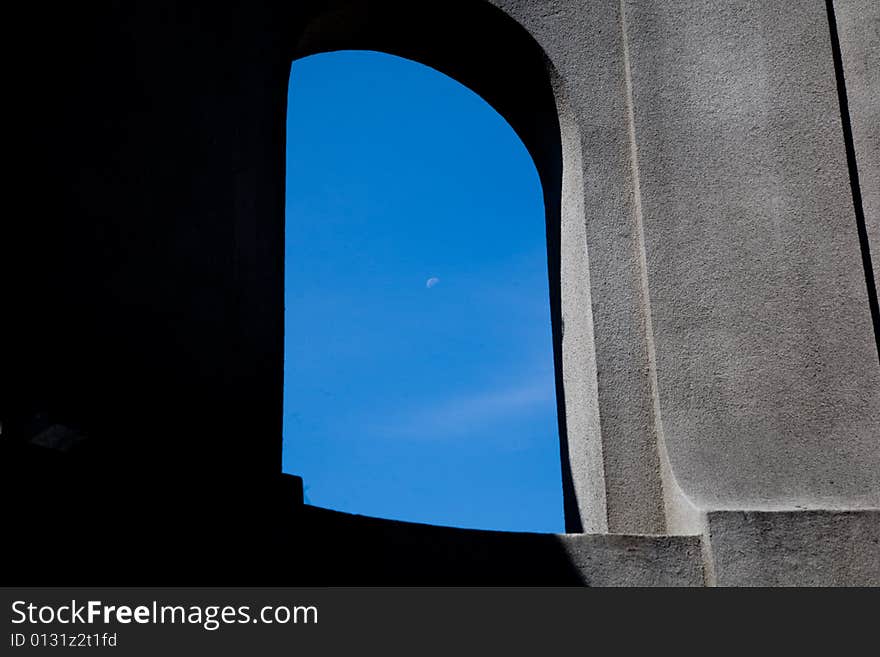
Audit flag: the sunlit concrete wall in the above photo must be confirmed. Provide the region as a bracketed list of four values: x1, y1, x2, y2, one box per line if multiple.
[495, 1, 879, 545]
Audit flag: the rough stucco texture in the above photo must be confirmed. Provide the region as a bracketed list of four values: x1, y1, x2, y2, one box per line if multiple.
[622, 0, 880, 510]
[708, 511, 880, 586]
[558, 533, 704, 586]
[834, 0, 880, 297]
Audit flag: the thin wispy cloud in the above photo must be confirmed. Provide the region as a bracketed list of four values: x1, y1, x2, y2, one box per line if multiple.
[370, 377, 555, 441]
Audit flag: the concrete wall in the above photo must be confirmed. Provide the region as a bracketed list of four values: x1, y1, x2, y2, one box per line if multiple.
[707, 510, 880, 586]
[620, 0, 880, 524]
[2, 0, 877, 585]
[498, 0, 879, 533]
[834, 0, 880, 299]
[280, 505, 704, 586]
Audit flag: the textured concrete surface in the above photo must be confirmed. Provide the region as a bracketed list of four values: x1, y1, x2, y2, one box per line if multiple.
[621, 0, 880, 522]
[707, 510, 880, 586]
[558, 533, 704, 586]
[834, 0, 880, 298]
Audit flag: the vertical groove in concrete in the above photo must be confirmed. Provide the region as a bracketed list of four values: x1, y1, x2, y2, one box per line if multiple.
[617, 0, 670, 534]
[825, 0, 880, 363]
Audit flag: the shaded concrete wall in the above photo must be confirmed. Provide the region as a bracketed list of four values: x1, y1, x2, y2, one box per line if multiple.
[279, 505, 704, 586]
[4, 0, 289, 486]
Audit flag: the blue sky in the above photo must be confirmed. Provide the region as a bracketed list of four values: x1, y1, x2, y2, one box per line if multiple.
[282, 51, 563, 533]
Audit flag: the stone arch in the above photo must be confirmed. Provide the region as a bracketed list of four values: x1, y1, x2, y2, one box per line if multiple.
[280, 0, 609, 533]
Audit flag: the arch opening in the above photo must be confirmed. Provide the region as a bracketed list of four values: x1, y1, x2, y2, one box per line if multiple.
[274, 0, 604, 534]
[282, 49, 564, 532]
